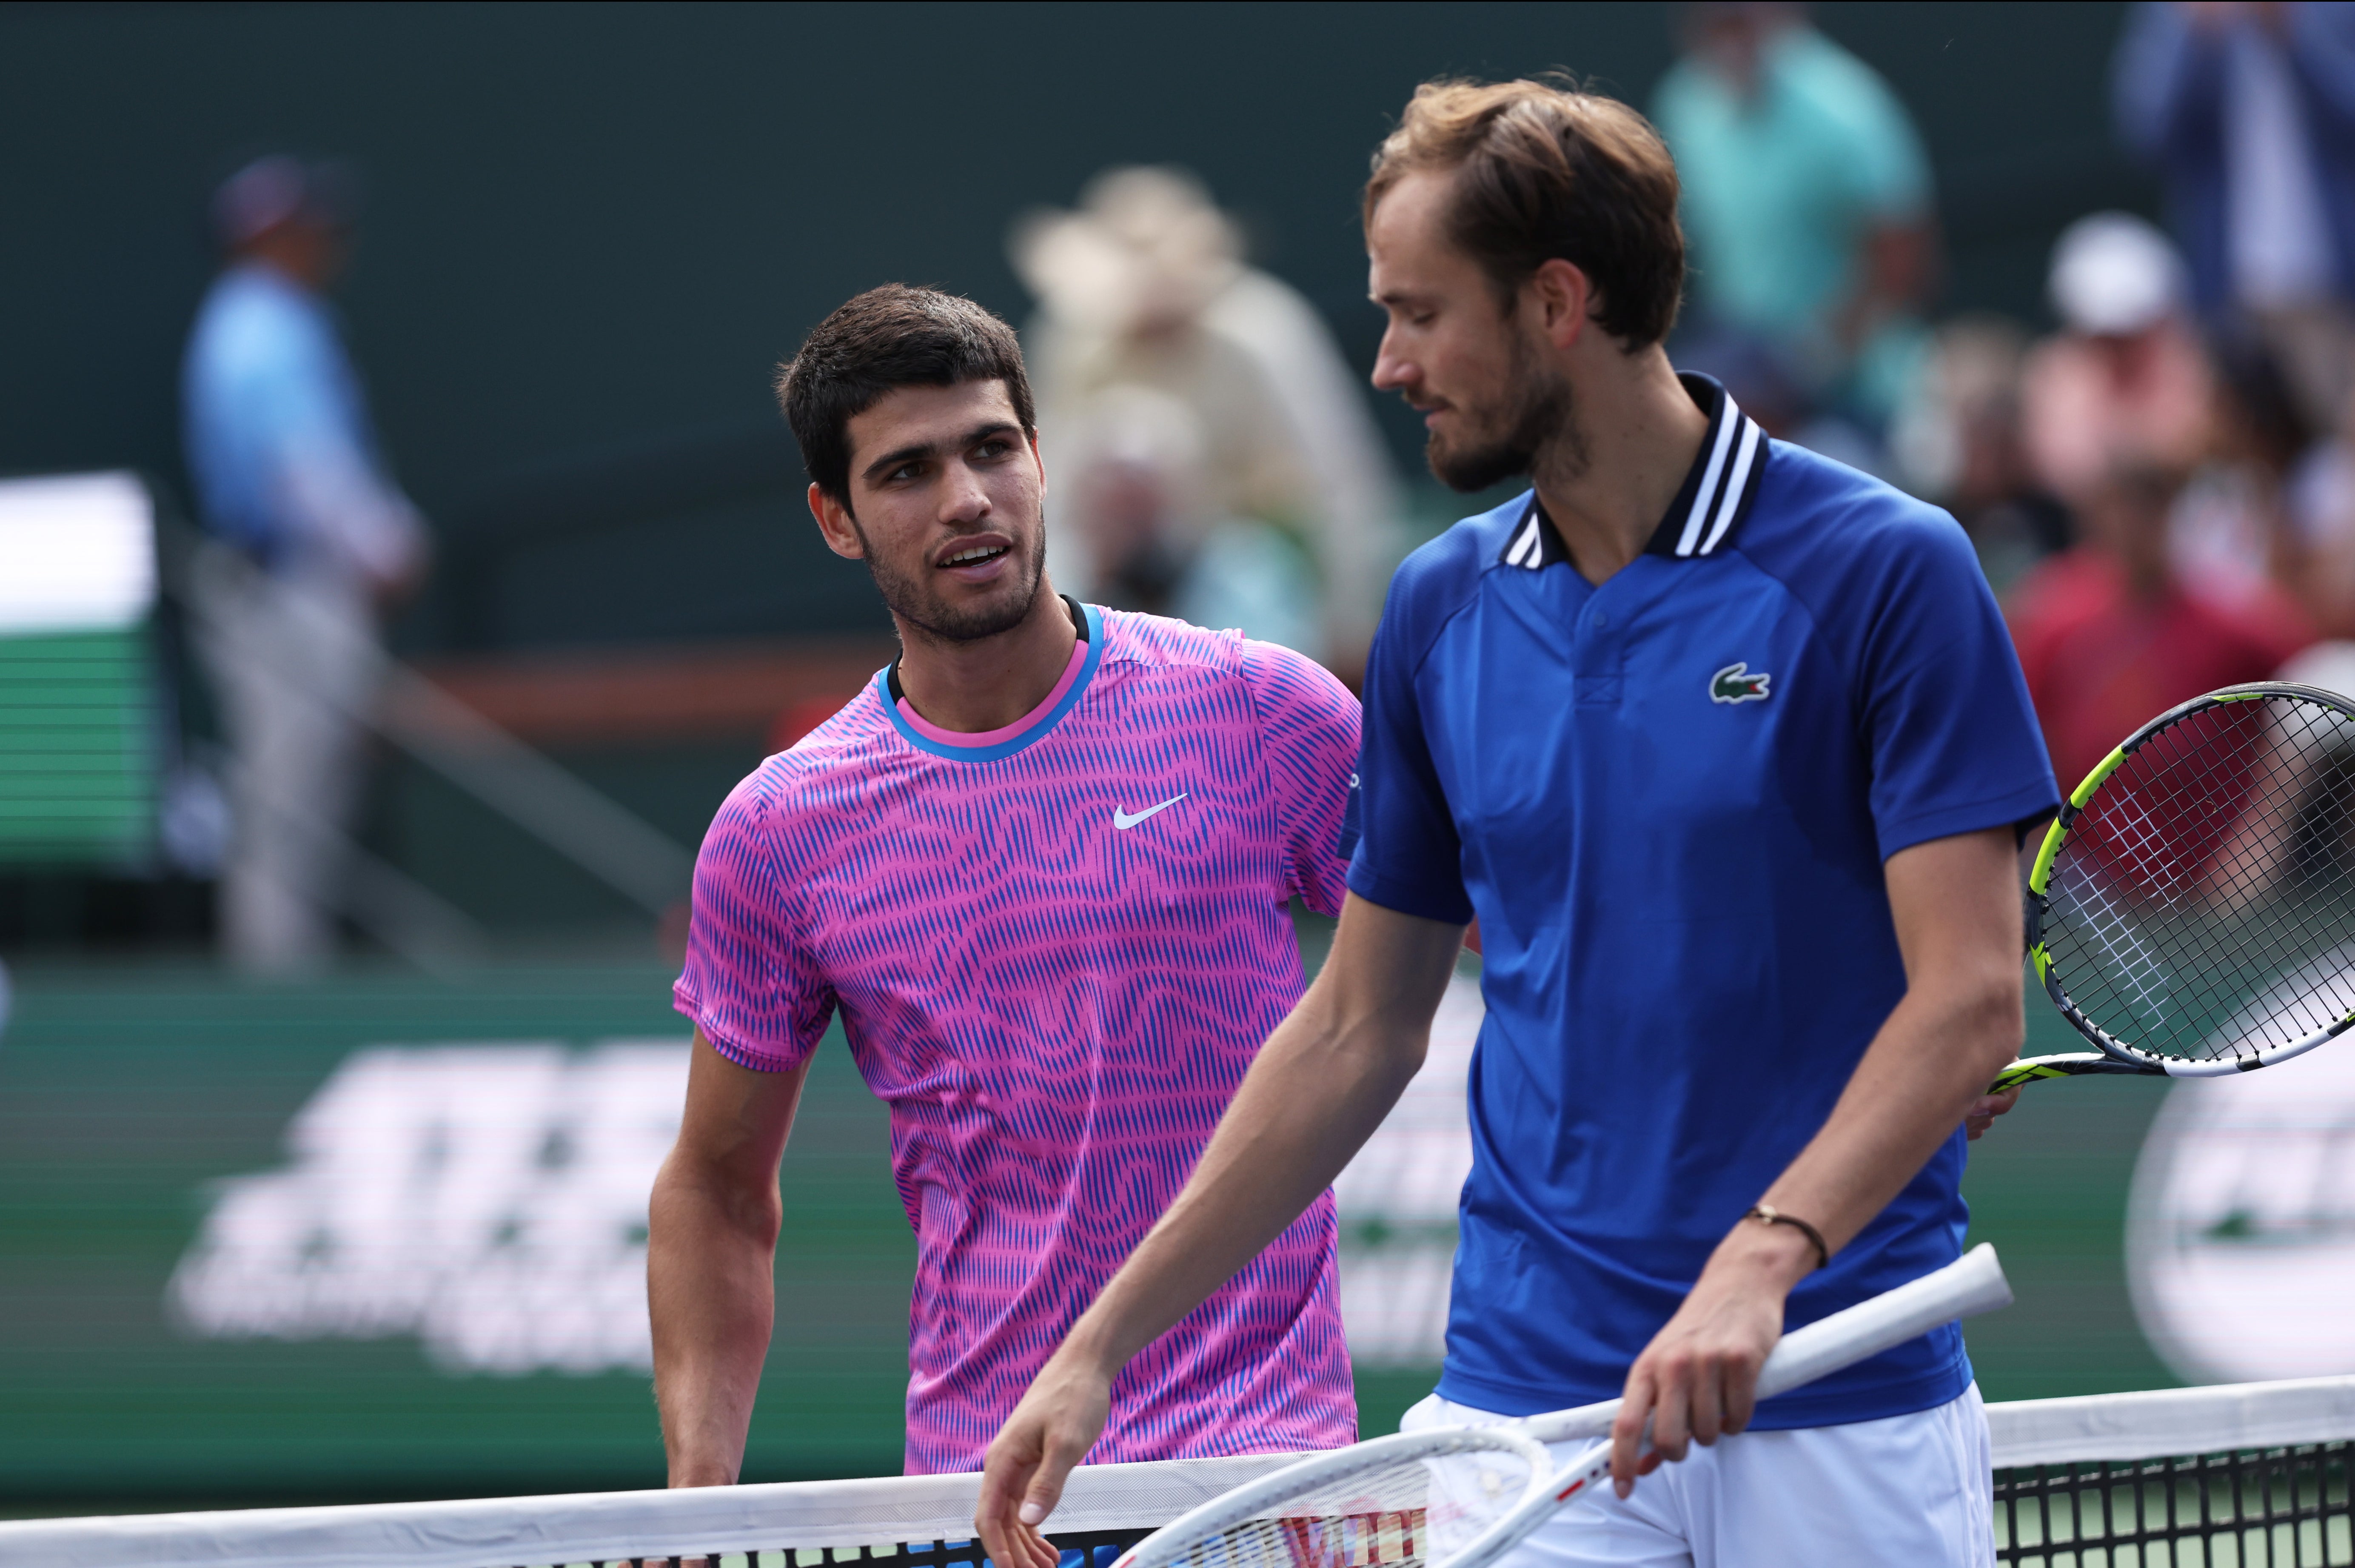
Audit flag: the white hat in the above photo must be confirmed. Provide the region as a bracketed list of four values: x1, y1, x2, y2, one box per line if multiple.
[2049, 211, 2188, 336]
[1009, 166, 1242, 335]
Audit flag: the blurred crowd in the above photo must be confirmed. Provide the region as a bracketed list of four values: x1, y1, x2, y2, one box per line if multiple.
[1886, 0, 2355, 791]
[1009, 165, 1402, 675]
[172, 0, 2355, 967]
[1621, 0, 2355, 799]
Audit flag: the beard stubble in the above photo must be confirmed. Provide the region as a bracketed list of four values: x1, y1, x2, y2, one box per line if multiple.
[1427, 328, 1587, 494]
[854, 516, 1049, 646]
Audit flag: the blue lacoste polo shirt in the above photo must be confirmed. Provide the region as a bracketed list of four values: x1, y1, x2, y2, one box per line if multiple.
[1347, 374, 2058, 1428]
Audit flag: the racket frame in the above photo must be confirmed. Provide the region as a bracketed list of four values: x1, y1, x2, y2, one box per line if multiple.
[1108, 1247, 2013, 1568]
[1431, 1243, 2014, 1568]
[1997, 682, 2355, 1093]
[1110, 1425, 1554, 1568]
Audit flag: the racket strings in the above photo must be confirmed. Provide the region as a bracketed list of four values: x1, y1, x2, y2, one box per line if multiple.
[2049, 696, 2355, 1061]
[1142, 1450, 1530, 1568]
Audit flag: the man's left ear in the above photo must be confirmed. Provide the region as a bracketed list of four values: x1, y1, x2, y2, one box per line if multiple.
[1529, 258, 1595, 351]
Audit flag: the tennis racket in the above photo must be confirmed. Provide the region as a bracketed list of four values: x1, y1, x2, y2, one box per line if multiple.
[1993, 682, 2355, 1095]
[1110, 1244, 2013, 1568]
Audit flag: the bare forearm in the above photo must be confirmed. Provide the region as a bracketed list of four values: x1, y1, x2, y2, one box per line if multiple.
[1761, 963, 2021, 1254]
[1607, 830, 2028, 1484]
[974, 901, 1468, 1557]
[1062, 899, 1462, 1376]
[649, 1161, 782, 1486]
[1067, 998, 1413, 1368]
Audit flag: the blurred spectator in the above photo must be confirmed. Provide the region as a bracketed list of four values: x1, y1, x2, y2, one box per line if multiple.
[2021, 213, 2215, 510]
[2010, 462, 2308, 791]
[1056, 383, 1319, 653]
[2169, 326, 2318, 620]
[1652, 2, 1938, 433]
[1889, 316, 2072, 596]
[2286, 401, 2355, 638]
[2116, 1, 2355, 431]
[182, 154, 428, 975]
[1010, 166, 1400, 671]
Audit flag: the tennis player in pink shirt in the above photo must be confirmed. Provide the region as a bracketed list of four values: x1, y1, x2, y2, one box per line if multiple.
[649, 285, 1362, 1482]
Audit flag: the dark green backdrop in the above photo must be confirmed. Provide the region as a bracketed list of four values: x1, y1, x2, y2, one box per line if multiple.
[0, 1, 2145, 654]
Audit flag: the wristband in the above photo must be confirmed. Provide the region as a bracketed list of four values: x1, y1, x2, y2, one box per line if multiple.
[1744, 1204, 1830, 1271]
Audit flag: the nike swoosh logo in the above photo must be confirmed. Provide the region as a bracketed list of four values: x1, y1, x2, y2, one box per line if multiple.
[1112, 792, 1187, 830]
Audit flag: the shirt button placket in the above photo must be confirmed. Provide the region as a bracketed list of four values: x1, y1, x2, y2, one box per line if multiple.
[1577, 604, 1622, 707]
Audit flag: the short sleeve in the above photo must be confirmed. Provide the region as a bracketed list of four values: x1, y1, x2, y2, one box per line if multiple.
[672, 770, 837, 1072]
[1856, 519, 2059, 859]
[1236, 639, 1361, 918]
[1345, 573, 1476, 925]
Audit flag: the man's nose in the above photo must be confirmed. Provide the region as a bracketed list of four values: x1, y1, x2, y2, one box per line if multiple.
[1372, 330, 1414, 392]
[941, 460, 993, 522]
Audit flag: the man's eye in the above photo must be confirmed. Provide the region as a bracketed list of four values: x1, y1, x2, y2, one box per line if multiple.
[974, 440, 1011, 459]
[888, 463, 921, 482]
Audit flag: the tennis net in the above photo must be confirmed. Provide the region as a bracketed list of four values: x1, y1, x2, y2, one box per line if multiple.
[3, 1378, 2350, 1568]
[1989, 1376, 2355, 1565]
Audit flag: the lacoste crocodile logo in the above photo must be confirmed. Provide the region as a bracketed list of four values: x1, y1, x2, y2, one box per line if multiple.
[1710, 662, 1772, 704]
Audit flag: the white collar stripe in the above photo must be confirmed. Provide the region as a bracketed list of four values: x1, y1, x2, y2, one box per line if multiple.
[1696, 416, 1763, 556]
[1506, 514, 1542, 568]
[1673, 395, 1742, 557]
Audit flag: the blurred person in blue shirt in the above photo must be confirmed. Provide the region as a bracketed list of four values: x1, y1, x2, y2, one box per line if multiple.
[2116, 1, 2355, 433]
[182, 154, 428, 975]
[1652, 3, 1938, 433]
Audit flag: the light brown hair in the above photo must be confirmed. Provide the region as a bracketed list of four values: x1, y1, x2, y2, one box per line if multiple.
[1365, 78, 1685, 348]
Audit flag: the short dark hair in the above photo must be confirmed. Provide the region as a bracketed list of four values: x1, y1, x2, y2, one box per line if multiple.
[776, 285, 1036, 507]
[1365, 78, 1685, 348]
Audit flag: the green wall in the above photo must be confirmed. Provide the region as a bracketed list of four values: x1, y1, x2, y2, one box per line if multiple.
[0, 2, 2144, 656]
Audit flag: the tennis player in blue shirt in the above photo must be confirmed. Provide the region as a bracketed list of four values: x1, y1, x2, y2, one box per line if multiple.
[981, 78, 2056, 1568]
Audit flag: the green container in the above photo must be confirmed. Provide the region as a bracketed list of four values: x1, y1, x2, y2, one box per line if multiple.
[0, 627, 157, 868]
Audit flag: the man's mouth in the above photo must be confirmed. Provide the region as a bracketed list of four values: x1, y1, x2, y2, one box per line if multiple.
[937, 539, 1013, 577]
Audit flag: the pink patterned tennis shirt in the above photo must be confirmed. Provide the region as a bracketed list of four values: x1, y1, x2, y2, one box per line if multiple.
[674, 603, 1361, 1474]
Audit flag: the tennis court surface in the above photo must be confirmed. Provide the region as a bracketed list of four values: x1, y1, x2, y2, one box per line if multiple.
[5, 1377, 2349, 1568]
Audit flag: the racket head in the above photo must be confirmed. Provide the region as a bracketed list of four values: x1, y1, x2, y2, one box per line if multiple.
[2028, 683, 2355, 1072]
[1114, 1425, 1551, 1568]
[1425, 1440, 1613, 1568]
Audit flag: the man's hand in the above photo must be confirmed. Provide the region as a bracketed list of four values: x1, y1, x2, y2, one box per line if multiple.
[1964, 1086, 2021, 1140]
[1608, 1220, 1813, 1494]
[1611, 827, 2024, 1493]
[972, 896, 1462, 1564]
[975, 1346, 1115, 1568]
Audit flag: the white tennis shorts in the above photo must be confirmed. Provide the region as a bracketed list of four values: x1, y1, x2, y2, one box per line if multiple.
[1399, 1384, 1993, 1568]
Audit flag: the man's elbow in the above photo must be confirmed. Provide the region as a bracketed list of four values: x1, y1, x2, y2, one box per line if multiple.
[652, 1144, 784, 1250]
[1947, 963, 2027, 1080]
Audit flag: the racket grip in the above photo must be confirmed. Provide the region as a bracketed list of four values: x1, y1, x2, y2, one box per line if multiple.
[1519, 1244, 2012, 1445]
[1755, 1242, 2011, 1400]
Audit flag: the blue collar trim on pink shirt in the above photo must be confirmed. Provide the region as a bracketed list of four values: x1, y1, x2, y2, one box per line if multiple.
[878, 600, 1104, 764]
